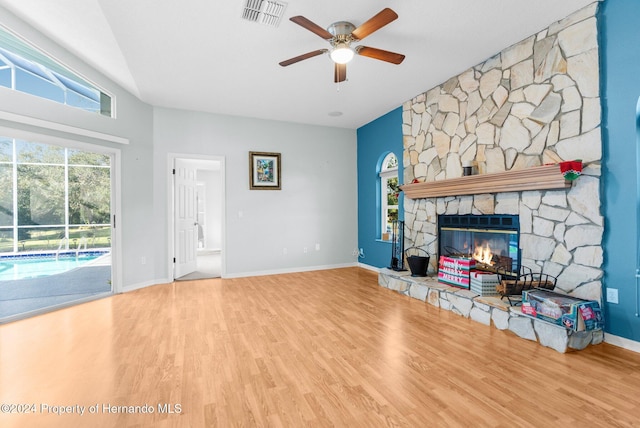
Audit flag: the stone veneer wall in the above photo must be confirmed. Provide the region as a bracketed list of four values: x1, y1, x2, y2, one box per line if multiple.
[402, 3, 603, 302]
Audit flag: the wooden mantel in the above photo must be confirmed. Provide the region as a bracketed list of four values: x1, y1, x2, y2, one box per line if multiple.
[400, 164, 572, 199]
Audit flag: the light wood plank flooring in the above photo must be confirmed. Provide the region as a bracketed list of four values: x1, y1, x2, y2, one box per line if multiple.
[1, 267, 639, 427]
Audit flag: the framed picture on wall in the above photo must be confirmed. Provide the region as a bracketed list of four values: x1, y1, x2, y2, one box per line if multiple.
[249, 151, 281, 190]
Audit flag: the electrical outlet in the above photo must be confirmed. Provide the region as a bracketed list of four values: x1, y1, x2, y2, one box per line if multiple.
[282, 248, 287, 255]
[315, 243, 320, 251]
[606, 288, 619, 304]
[303, 247, 308, 254]
[140, 256, 146, 265]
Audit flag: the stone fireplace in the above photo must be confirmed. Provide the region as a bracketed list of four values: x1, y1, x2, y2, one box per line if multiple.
[401, 3, 603, 304]
[379, 3, 604, 352]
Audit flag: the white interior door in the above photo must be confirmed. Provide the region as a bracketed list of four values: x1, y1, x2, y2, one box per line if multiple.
[174, 159, 198, 278]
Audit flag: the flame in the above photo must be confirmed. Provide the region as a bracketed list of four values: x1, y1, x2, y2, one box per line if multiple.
[473, 242, 493, 265]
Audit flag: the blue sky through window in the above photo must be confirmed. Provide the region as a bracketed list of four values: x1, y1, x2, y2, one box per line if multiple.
[0, 26, 112, 116]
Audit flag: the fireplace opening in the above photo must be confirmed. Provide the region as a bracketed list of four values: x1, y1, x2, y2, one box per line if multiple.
[438, 214, 520, 274]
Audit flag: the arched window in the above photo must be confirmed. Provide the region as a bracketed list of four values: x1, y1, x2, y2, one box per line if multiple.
[379, 152, 399, 240]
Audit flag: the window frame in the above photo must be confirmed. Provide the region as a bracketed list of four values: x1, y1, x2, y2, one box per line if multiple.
[0, 25, 113, 117]
[0, 137, 112, 254]
[379, 152, 399, 240]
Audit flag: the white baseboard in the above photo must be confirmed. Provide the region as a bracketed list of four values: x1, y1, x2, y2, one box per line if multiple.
[121, 278, 171, 293]
[358, 263, 382, 273]
[119, 264, 367, 289]
[604, 333, 640, 354]
[222, 263, 358, 279]
[197, 249, 220, 255]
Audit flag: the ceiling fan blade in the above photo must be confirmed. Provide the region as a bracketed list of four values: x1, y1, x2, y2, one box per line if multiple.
[355, 46, 405, 65]
[290, 16, 333, 40]
[279, 49, 327, 67]
[351, 8, 398, 40]
[334, 63, 346, 83]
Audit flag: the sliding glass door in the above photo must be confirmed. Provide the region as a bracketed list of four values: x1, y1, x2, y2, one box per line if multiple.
[0, 136, 112, 321]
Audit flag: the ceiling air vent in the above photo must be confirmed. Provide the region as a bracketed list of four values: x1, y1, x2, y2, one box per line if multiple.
[242, 0, 288, 27]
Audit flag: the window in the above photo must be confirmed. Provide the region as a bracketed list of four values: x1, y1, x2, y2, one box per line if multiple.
[0, 25, 112, 116]
[379, 152, 399, 239]
[0, 136, 111, 254]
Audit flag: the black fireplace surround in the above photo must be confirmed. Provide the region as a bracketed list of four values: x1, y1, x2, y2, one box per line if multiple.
[438, 214, 521, 273]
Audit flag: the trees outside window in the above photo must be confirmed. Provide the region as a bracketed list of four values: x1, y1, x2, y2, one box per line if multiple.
[379, 153, 399, 240]
[0, 137, 111, 253]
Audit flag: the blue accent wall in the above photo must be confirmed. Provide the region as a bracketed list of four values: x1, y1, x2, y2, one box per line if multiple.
[357, 107, 403, 268]
[600, 0, 640, 342]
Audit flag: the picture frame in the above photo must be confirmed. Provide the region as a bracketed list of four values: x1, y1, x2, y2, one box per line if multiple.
[249, 151, 281, 190]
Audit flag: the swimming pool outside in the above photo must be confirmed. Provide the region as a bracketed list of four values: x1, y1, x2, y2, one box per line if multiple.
[0, 251, 110, 281]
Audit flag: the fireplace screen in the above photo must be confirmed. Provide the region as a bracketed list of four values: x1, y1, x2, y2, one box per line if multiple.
[438, 215, 520, 273]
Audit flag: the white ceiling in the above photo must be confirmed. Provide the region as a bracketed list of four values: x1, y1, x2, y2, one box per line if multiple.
[0, 0, 596, 129]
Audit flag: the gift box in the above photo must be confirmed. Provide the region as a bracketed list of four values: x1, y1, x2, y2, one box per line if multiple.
[521, 289, 603, 332]
[438, 256, 476, 289]
[470, 271, 500, 296]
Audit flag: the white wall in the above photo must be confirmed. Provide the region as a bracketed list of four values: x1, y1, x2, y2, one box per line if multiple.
[153, 107, 359, 277]
[0, 5, 158, 291]
[0, 4, 360, 288]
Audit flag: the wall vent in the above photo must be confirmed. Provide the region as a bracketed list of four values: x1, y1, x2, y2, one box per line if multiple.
[242, 0, 288, 27]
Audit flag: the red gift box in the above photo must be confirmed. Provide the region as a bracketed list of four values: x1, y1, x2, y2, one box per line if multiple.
[438, 256, 475, 289]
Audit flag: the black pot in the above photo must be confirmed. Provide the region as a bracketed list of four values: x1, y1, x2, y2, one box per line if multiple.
[405, 247, 430, 277]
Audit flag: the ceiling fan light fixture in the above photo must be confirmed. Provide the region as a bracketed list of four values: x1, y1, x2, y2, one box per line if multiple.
[330, 43, 354, 64]
[280, 8, 404, 80]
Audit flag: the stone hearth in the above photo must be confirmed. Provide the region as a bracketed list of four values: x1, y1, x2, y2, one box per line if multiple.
[379, 269, 603, 353]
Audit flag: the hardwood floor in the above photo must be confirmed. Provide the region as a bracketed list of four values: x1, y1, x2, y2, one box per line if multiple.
[1, 267, 639, 427]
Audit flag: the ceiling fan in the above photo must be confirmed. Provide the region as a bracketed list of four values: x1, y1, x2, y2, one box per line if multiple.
[279, 8, 405, 83]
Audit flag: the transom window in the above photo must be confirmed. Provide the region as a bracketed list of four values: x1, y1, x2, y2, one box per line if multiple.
[379, 152, 399, 239]
[0, 25, 112, 117]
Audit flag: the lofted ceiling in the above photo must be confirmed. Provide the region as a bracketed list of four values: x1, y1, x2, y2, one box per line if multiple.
[0, 0, 596, 129]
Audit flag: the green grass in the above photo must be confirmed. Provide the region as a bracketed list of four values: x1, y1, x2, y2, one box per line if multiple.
[0, 226, 111, 253]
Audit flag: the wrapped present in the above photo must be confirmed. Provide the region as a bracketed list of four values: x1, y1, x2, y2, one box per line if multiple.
[438, 256, 475, 289]
[522, 289, 603, 331]
[470, 271, 500, 296]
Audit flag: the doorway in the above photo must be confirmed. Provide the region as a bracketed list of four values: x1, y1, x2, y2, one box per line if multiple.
[170, 155, 224, 280]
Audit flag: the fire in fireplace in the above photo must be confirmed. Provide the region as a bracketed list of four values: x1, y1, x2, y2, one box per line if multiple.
[438, 214, 520, 273]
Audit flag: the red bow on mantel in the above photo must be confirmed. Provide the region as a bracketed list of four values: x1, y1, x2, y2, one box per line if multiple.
[559, 160, 583, 181]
